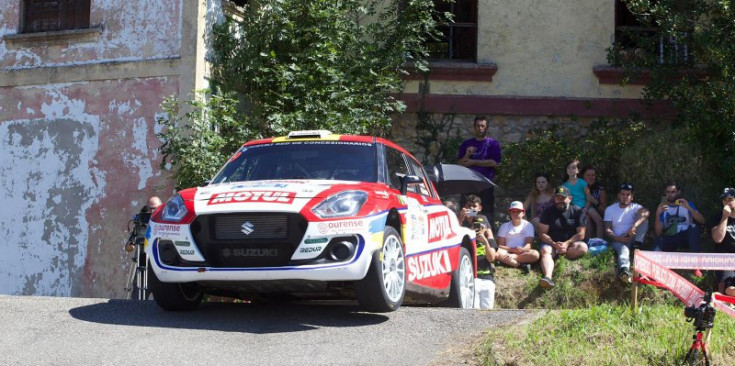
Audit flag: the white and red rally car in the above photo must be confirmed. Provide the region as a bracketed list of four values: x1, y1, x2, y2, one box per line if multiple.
[146, 130, 477, 312]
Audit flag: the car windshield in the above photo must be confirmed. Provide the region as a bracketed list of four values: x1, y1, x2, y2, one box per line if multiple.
[211, 141, 377, 184]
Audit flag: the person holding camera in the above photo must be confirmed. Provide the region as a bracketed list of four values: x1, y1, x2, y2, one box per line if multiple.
[710, 187, 735, 296]
[458, 194, 497, 277]
[537, 186, 589, 289]
[652, 181, 705, 257]
[604, 183, 649, 284]
[496, 201, 539, 274]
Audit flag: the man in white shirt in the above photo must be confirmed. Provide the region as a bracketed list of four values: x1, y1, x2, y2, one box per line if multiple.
[604, 183, 649, 283]
[496, 201, 540, 273]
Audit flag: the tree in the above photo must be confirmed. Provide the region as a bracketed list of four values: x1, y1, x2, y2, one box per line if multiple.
[619, 0, 735, 185]
[158, 0, 443, 188]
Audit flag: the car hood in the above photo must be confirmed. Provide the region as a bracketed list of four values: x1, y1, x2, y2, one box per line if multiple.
[190, 180, 362, 215]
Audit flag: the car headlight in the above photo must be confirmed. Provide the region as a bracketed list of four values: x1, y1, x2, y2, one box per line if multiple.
[312, 191, 368, 218]
[162, 195, 188, 222]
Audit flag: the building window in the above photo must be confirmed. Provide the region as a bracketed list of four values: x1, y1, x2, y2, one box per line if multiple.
[614, 0, 690, 66]
[22, 0, 91, 33]
[426, 0, 477, 62]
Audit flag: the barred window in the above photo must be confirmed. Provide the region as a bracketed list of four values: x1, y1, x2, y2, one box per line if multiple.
[23, 0, 91, 33]
[426, 0, 477, 61]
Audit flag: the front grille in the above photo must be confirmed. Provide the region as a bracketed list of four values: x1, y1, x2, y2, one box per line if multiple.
[190, 212, 307, 268]
[214, 214, 288, 240]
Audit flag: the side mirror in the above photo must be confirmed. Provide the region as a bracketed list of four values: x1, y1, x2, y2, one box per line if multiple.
[202, 180, 211, 186]
[424, 165, 439, 183]
[400, 174, 423, 196]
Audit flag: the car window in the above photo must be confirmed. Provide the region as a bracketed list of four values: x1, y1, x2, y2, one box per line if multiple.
[385, 147, 409, 190]
[406, 157, 431, 197]
[211, 142, 377, 183]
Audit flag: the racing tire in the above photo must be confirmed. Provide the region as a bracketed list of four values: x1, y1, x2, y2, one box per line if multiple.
[355, 226, 405, 312]
[443, 247, 475, 308]
[148, 266, 203, 311]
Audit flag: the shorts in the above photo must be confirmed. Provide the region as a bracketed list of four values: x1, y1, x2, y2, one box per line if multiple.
[540, 243, 558, 257]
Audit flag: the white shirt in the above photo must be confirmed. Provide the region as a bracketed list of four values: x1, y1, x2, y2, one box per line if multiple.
[604, 202, 643, 236]
[498, 219, 535, 248]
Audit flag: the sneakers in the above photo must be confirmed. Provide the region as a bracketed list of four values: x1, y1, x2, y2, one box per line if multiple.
[619, 268, 632, 284]
[539, 276, 555, 289]
[521, 264, 532, 274]
[692, 269, 703, 278]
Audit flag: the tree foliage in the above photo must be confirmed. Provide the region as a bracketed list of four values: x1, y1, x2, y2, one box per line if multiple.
[210, 0, 441, 136]
[157, 0, 442, 188]
[617, 0, 735, 186]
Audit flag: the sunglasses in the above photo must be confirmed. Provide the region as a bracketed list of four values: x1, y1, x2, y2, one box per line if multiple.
[619, 183, 633, 191]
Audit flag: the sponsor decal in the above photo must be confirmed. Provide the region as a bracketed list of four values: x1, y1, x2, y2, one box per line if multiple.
[304, 237, 329, 244]
[427, 212, 456, 243]
[153, 224, 182, 237]
[179, 250, 195, 256]
[221, 248, 279, 257]
[317, 220, 364, 234]
[407, 250, 452, 281]
[299, 246, 323, 253]
[208, 191, 296, 205]
[174, 241, 190, 247]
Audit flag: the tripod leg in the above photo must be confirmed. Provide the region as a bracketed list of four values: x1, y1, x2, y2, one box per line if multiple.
[125, 254, 138, 299]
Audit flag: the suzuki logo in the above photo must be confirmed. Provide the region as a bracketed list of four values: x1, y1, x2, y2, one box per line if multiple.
[241, 221, 255, 235]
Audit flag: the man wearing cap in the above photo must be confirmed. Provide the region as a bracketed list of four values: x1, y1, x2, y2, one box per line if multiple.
[603, 183, 650, 283]
[496, 201, 539, 274]
[711, 187, 735, 296]
[537, 186, 589, 288]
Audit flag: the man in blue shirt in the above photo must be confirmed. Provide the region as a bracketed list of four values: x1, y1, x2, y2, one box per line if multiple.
[457, 116, 501, 222]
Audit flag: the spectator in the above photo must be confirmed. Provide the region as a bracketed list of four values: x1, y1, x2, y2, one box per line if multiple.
[537, 186, 589, 289]
[652, 181, 705, 264]
[603, 182, 649, 284]
[147, 196, 162, 211]
[523, 172, 554, 233]
[563, 159, 603, 239]
[581, 165, 607, 231]
[457, 116, 501, 222]
[496, 201, 540, 274]
[710, 187, 735, 296]
[458, 194, 498, 276]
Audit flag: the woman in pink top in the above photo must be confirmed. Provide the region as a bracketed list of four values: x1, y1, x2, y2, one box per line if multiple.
[524, 172, 554, 233]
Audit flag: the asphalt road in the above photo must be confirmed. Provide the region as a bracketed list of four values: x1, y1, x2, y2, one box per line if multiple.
[0, 295, 533, 366]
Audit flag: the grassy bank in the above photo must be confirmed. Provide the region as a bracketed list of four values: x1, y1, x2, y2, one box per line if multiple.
[480, 304, 735, 365]
[480, 249, 734, 365]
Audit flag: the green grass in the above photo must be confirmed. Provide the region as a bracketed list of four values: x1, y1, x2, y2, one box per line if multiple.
[483, 249, 733, 365]
[481, 304, 735, 365]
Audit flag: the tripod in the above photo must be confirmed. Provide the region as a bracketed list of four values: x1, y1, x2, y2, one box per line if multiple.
[124, 220, 150, 300]
[682, 290, 716, 366]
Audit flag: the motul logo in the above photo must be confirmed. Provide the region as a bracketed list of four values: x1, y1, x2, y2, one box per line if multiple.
[208, 191, 296, 205]
[427, 212, 456, 243]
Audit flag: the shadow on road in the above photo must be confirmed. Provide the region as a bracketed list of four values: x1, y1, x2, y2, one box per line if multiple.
[69, 300, 389, 334]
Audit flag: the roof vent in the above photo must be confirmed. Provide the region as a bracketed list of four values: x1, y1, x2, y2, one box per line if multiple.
[287, 130, 333, 139]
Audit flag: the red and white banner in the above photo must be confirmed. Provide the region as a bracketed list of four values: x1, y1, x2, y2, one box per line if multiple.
[634, 250, 735, 319]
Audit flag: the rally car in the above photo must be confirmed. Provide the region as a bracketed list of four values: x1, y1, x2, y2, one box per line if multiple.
[145, 130, 477, 312]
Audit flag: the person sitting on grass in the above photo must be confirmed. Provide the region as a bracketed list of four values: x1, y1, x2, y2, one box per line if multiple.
[496, 201, 540, 274]
[562, 159, 603, 239]
[537, 186, 589, 289]
[711, 187, 735, 296]
[523, 172, 555, 233]
[603, 182, 649, 284]
[458, 194, 498, 276]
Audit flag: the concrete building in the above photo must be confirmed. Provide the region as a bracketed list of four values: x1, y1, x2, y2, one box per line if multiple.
[0, 0, 656, 298]
[0, 0, 226, 297]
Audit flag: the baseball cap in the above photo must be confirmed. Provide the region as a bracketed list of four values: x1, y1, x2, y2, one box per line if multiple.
[554, 186, 571, 197]
[720, 187, 735, 199]
[508, 201, 524, 211]
[618, 182, 634, 192]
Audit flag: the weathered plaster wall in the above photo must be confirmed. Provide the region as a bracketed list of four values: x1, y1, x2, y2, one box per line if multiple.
[404, 0, 643, 99]
[0, 79, 177, 297]
[0, 0, 183, 69]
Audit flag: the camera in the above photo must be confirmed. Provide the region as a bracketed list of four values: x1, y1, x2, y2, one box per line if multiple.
[133, 205, 152, 226]
[684, 291, 716, 331]
[468, 209, 478, 217]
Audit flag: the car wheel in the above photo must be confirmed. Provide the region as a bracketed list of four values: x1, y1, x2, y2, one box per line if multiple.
[148, 266, 203, 311]
[444, 247, 475, 308]
[355, 226, 405, 312]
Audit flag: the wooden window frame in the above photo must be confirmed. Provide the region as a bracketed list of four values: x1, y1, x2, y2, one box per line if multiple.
[426, 0, 478, 62]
